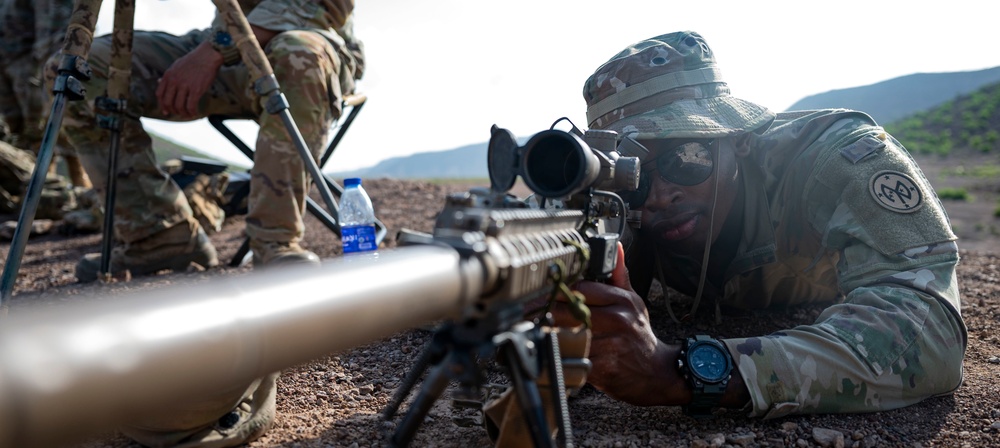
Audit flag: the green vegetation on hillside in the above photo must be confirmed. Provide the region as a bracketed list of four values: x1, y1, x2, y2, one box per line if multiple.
[886, 81, 1000, 155]
[936, 187, 971, 201]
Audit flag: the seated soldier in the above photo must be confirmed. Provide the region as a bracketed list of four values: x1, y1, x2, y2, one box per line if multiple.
[47, 1, 363, 446]
[51, 0, 364, 283]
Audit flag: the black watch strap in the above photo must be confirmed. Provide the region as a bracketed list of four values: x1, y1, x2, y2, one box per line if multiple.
[679, 335, 732, 418]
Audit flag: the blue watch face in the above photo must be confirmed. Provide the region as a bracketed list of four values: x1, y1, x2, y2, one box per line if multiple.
[689, 344, 729, 382]
[215, 31, 233, 46]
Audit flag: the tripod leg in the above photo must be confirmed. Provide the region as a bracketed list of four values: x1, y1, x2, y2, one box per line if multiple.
[389, 352, 456, 448]
[97, 0, 137, 277]
[0, 0, 100, 302]
[381, 336, 438, 422]
[544, 330, 574, 448]
[499, 342, 555, 448]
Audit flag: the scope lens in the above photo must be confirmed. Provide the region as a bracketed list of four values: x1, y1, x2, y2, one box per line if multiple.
[522, 131, 598, 198]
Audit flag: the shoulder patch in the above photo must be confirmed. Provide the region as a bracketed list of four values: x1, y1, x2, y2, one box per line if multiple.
[869, 170, 923, 213]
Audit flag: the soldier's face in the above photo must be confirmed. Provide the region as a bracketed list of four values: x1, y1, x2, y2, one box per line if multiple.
[633, 137, 741, 257]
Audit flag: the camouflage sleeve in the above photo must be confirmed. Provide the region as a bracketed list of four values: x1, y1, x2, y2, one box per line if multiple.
[722, 123, 967, 419]
[244, 0, 345, 33]
[205, 0, 330, 48]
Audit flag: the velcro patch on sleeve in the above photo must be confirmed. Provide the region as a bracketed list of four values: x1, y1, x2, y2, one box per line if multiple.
[839, 135, 885, 164]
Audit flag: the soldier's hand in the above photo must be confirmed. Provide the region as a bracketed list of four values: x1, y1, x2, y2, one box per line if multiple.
[156, 42, 224, 118]
[549, 243, 673, 406]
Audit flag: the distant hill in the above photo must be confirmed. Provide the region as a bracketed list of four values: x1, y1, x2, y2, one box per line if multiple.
[337, 66, 1000, 180]
[332, 142, 496, 180]
[151, 133, 249, 172]
[787, 66, 1000, 125]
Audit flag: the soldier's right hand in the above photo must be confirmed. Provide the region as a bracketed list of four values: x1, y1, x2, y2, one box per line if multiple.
[155, 42, 224, 118]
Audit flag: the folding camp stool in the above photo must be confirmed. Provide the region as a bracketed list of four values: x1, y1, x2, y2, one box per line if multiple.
[208, 93, 387, 267]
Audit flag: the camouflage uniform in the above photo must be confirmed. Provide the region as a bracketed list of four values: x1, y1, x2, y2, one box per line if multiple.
[0, 0, 89, 189]
[57, 0, 363, 255]
[0, 139, 79, 219]
[0, 0, 72, 150]
[585, 31, 966, 418]
[52, 1, 363, 446]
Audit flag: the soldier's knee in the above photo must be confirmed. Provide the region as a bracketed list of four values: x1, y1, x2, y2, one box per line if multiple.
[266, 31, 332, 72]
[43, 36, 113, 91]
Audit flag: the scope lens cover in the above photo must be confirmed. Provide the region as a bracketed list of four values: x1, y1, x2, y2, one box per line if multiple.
[487, 126, 519, 193]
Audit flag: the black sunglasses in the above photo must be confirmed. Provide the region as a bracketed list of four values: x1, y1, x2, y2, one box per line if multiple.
[618, 139, 716, 208]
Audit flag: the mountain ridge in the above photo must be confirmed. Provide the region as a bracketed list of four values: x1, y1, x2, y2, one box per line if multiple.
[332, 66, 1000, 180]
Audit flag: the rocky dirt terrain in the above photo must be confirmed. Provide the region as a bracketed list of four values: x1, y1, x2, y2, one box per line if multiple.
[2, 156, 1000, 447]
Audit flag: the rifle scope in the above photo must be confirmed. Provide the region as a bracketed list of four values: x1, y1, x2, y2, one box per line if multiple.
[521, 130, 601, 199]
[521, 129, 643, 200]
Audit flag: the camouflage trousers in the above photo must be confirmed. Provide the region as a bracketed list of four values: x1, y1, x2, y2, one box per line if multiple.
[0, 53, 48, 151]
[56, 28, 346, 245]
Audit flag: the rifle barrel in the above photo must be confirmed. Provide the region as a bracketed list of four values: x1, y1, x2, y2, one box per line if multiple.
[0, 245, 481, 447]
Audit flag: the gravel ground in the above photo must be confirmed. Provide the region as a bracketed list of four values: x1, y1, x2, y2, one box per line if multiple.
[2, 176, 999, 448]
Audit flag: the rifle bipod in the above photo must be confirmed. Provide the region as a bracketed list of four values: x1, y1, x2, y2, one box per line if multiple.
[380, 317, 575, 448]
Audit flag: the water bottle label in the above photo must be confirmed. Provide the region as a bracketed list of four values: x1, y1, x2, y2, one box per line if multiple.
[342, 224, 377, 253]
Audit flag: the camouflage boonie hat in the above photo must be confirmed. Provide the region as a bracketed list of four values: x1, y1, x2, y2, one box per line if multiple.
[583, 31, 775, 140]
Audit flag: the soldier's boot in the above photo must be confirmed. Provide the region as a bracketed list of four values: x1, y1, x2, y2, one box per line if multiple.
[64, 154, 92, 189]
[76, 218, 219, 282]
[250, 240, 320, 269]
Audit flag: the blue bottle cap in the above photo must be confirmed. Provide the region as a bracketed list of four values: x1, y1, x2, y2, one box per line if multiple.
[344, 177, 361, 187]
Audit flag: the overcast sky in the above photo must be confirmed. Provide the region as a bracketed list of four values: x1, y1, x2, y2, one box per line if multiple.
[95, 1, 1000, 171]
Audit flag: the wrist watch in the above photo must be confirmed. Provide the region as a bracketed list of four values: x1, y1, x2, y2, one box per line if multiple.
[677, 335, 733, 418]
[210, 29, 241, 66]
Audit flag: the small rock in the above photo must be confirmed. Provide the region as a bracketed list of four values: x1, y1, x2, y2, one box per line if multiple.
[727, 433, 756, 446]
[690, 438, 709, 448]
[0, 219, 54, 240]
[813, 427, 845, 448]
[852, 431, 864, 441]
[796, 439, 809, 448]
[863, 435, 881, 448]
[991, 421, 1000, 430]
[782, 422, 799, 433]
[708, 433, 725, 447]
[988, 356, 1000, 364]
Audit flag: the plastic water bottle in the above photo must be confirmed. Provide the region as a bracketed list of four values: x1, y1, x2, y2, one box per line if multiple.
[340, 177, 378, 254]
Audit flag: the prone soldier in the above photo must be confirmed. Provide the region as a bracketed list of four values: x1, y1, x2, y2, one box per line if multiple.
[553, 31, 966, 419]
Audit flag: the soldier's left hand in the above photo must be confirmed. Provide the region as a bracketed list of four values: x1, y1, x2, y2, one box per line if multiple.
[550, 243, 672, 405]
